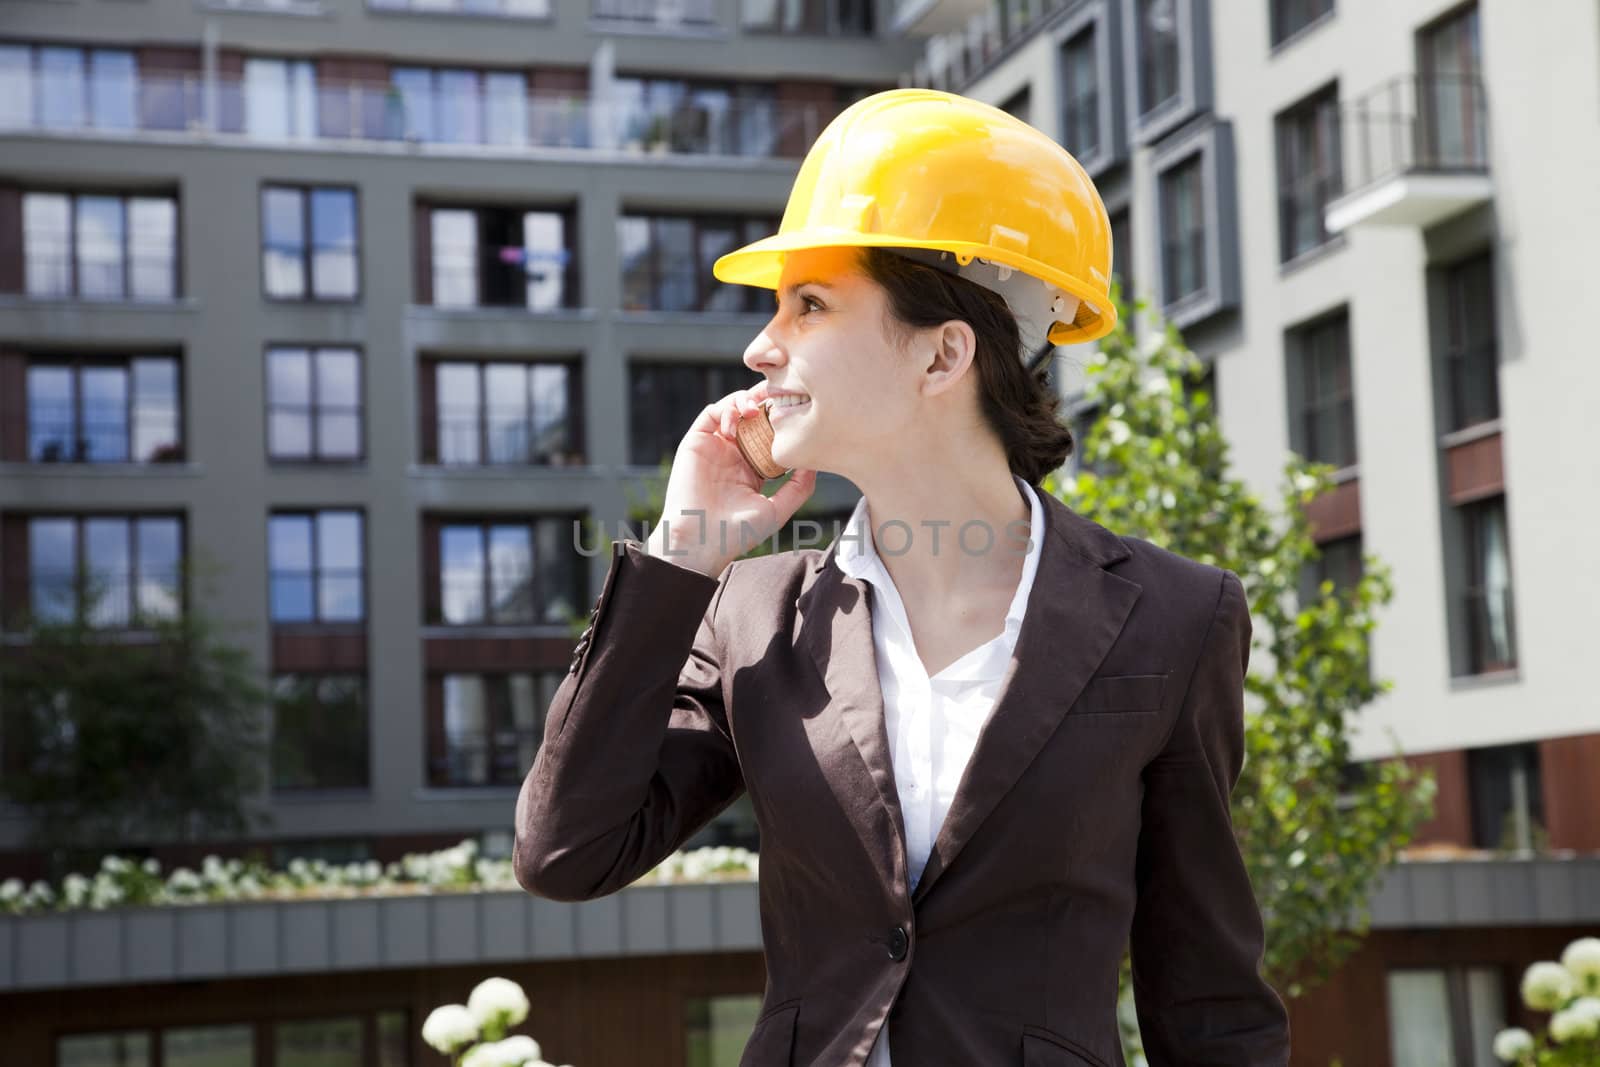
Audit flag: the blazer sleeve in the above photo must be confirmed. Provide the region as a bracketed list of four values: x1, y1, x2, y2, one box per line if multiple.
[1128, 568, 1291, 1066]
[512, 538, 745, 903]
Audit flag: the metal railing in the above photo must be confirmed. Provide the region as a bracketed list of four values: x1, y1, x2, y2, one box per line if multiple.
[368, 0, 551, 15]
[432, 413, 579, 466]
[1339, 72, 1489, 195]
[4, 67, 826, 161]
[592, 0, 717, 26]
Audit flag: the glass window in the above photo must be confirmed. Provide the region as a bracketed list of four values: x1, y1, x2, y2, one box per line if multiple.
[1420, 4, 1484, 169]
[132, 358, 182, 462]
[391, 67, 434, 141]
[27, 516, 181, 628]
[432, 360, 576, 466]
[1158, 155, 1205, 304]
[272, 676, 370, 791]
[274, 1017, 363, 1067]
[22, 192, 71, 298]
[76, 195, 126, 301]
[1275, 84, 1341, 262]
[376, 1012, 409, 1067]
[619, 213, 772, 313]
[436, 517, 580, 625]
[163, 1025, 254, 1067]
[1060, 28, 1099, 160]
[1294, 312, 1356, 469]
[487, 523, 533, 623]
[244, 58, 316, 141]
[441, 525, 486, 624]
[1137, 0, 1180, 116]
[1463, 496, 1515, 673]
[263, 187, 307, 298]
[269, 511, 364, 623]
[685, 994, 763, 1067]
[522, 210, 568, 311]
[59, 1032, 152, 1067]
[90, 49, 137, 131]
[436, 362, 482, 465]
[630, 362, 756, 466]
[1443, 251, 1498, 430]
[1385, 966, 1506, 1067]
[0, 45, 34, 129]
[485, 71, 528, 147]
[128, 197, 177, 301]
[29, 517, 78, 624]
[310, 188, 359, 299]
[267, 346, 362, 462]
[79, 365, 128, 462]
[485, 363, 529, 465]
[137, 517, 183, 621]
[435, 672, 553, 787]
[436, 69, 482, 144]
[432, 209, 478, 307]
[27, 365, 75, 461]
[39, 47, 86, 129]
[1270, 0, 1334, 46]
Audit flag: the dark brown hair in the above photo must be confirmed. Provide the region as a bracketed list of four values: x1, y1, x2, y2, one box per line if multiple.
[856, 246, 1075, 487]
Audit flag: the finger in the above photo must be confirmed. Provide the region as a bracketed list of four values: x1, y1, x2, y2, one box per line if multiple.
[768, 468, 818, 519]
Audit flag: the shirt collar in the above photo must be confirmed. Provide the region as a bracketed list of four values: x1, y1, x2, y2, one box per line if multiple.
[834, 473, 1045, 634]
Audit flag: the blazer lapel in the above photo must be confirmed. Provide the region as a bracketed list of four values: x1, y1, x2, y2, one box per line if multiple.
[793, 490, 1140, 907]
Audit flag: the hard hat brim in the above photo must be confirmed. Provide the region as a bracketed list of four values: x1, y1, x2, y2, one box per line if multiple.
[711, 228, 1117, 346]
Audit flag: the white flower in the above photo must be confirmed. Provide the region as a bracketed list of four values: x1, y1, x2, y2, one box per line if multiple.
[0, 879, 22, 902]
[1568, 996, 1600, 1023]
[141, 858, 161, 876]
[1550, 1004, 1600, 1043]
[1521, 960, 1576, 1011]
[468, 976, 530, 1029]
[494, 1035, 544, 1065]
[420, 1004, 479, 1054]
[1562, 937, 1600, 993]
[1492, 1027, 1534, 1062]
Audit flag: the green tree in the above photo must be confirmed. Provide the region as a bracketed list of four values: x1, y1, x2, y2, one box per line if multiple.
[0, 560, 272, 874]
[1069, 287, 1436, 1057]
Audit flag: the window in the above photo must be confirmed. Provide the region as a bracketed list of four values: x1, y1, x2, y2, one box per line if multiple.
[433, 517, 580, 626]
[1135, 0, 1180, 116]
[272, 675, 368, 791]
[0, 44, 137, 132]
[261, 185, 359, 300]
[1461, 495, 1515, 673]
[244, 58, 316, 141]
[1269, 0, 1333, 47]
[1385, 966, 1507, 1067]
[1313, 533, 1362, 596]
[1467, 742, 1541, 851]
[427, 359, 582, 466]
[426, 205, 576, 311]
[274, 1017, 364, 1067]
[371, 0, 550, 14]
[1275, 83, 1342, 263]
[25, 356, 181, 463]
[1291, 311, 1357, 469]
[429, 671, 559, 787]
[685, 993, 763, 1067]
[269, 510, 365, 623]
[1060, 27, 1099, 160]
[739, 0, 873, 35]
[26, 515, 183, 628]
[22, 191, 178, 301]
[390, 65, 533, 147]
[59, 1014, 408, 1067]
[1158, 156, 1204, 304]
[1108, 208, 1132, 306]
[997, 86, 1031, 126]
[1441, 251, 1498, 430]
[629, 362, 758, 467]
[619, 214, 778, 313]
[266, 347, 363, 462]
[613, 76, 778, 157]
[1418, 3, 1484, 169]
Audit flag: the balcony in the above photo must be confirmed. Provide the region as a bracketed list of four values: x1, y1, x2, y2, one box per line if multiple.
[591, 0, 717, 30]
[892, 0, 990, 37]
[0, 71, 827, 163]
[1325, 73, 1492, 234]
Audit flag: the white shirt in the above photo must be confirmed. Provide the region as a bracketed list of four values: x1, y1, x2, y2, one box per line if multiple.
[835, 474, 1045, 1067]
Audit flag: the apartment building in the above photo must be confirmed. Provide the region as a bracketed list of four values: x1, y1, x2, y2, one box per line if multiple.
[902, 0, 1600, 1063]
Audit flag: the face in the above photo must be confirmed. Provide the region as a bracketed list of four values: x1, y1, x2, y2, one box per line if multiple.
[742, 246, 942, 479]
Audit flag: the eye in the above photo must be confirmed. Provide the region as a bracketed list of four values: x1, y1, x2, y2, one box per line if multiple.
[800, 295, 825, 315]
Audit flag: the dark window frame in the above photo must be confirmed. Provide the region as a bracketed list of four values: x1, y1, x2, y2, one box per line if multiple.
[264, 344, 366, 465]
[1059, 26, 1099, 161]
[23, 352, 184, 464]
[1274, 81, 1343, 264]
[618, 211, 779, 314]
[423, 356, 584, 467]
[20, 188, 180, 302]
[259, 182, 362, 304]
[270, 671, 371, 793]
[1383, 963, 1511, 1067]
[426, 669, 561, 788]
[1149, 118, 1239, 328]
[738, 0, 874, 36]
[628, 360, 760, 468]
[268, 508, 368, 626]
[424, 202, 579, 311]
[1290, 309, 1358, 471]
[1123, 0, 1211, 145]
[1461, 493, 1516, 674]
[1268, 0, 1335, 50]
[1441, 249, 1498, 431]
[23, 511, 187, 629]
[428, 513, 582, 628]
[1416, 2, 1485, 171]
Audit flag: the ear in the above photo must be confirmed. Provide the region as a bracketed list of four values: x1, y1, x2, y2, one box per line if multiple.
[920, 319, 978, 397]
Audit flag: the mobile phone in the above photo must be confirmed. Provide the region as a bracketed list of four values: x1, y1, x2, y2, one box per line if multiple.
[735, 400, 792, 480]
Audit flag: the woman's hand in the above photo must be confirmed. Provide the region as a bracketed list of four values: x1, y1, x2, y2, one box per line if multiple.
[647, 380, 818, 577]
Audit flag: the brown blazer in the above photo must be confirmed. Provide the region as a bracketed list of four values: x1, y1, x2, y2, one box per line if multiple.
[514, 490, 1290, 1067]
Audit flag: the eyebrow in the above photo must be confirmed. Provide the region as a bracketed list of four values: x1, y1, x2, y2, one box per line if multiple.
[777, 279, 835, 301]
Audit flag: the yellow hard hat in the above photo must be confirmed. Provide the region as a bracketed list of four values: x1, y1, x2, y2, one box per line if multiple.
[712, 87, 1117, 349]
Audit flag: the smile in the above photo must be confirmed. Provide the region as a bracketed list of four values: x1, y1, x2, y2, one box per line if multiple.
[767, 395, 811, 420]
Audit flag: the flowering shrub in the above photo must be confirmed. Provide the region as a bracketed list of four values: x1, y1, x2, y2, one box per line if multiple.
[0, 841, 758, 916]
[422, 976, 571, 1067]
[1493, 936, 1600, 1064]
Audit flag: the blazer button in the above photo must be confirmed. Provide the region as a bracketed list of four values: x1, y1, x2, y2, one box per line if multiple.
[886, 925, 909, 962]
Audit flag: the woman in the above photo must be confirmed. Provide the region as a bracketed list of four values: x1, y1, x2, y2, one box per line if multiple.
[515, 90, 1289, 1067]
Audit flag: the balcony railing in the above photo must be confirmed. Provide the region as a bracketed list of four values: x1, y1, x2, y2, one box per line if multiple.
[3, 70, 827, 161]
[592, 0, 717, 27]
[1339, 73, 1488, 193]
[368, 0, 552, 16]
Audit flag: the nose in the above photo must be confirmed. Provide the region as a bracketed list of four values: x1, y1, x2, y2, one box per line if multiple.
[742, 325, 786, 376]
